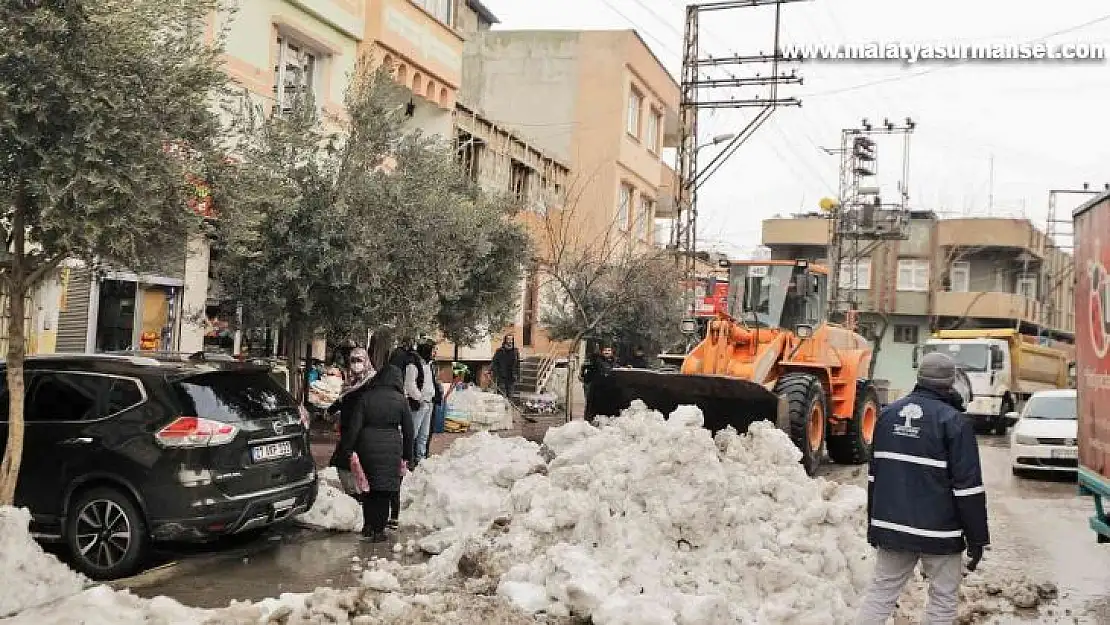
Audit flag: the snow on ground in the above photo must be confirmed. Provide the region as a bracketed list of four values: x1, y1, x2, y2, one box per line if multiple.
[400, 401, 1064, 624]
[1, 401, 1066, 624]
[294, 467, 363, 532]
[400, 431, 546, 533]
[0, 507, 89, 618]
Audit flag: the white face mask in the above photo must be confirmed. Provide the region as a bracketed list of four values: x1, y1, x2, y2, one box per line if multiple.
[351, 361, 367, 374]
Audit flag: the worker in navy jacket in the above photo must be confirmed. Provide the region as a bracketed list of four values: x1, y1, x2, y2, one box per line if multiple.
[857, 352, 990, 625]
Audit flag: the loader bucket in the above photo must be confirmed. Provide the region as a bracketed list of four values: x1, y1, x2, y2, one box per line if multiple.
[589, 369, 781, 434]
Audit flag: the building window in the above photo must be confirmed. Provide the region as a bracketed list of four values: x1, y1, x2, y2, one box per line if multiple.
[456, 130, 482, 184]
[893, 324, 919, 344]
[636, 196, 653, 242]
[617, 184, 632, 231]
[896, 259, 929, 291]
[838, 258, 871, 290]
[411, 0, 453, 26]
[645, 108, 661, 152]
[273, 36, 318, 114]
[626, 88, 643, 138]
[509, 160, 531, 204]
[948, 261, 970, 292]
[1017, 273, 1038, 299]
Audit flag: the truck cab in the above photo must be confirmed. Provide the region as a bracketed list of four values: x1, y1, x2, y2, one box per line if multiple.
[918, 337, 1015, 434]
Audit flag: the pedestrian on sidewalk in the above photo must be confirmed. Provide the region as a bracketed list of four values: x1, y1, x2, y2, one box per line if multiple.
[857, 352, 990, 625]
[491, 335, 521, 399]
[326, 347, 376, 494]
[335, 330, 414, 543]
[414, 340, 438, 464]
[580, 343, 616, 423]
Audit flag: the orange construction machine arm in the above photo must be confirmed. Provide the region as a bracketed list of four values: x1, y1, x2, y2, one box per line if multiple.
[680, 312, 787, 386]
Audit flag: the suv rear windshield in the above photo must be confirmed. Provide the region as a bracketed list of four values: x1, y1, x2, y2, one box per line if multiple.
[173, 371, 295, 423]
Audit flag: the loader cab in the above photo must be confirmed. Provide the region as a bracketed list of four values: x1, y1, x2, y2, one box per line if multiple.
[727, 262, 827, 331]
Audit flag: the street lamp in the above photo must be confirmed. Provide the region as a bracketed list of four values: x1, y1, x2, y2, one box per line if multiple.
[696, 133, 736, 153]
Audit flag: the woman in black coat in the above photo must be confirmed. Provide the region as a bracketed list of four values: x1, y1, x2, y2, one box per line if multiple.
[337, 362, 414, 542]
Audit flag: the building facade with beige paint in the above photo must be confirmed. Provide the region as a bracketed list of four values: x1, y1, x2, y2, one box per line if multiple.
[457, 29, 681, 359]
[762, 212, 1075, 397]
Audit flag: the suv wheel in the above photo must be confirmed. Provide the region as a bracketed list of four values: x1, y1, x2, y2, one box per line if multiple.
[66, 487, 149, 580]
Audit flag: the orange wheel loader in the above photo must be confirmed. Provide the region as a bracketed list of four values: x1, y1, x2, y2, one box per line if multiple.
[590, 260, 880, 476]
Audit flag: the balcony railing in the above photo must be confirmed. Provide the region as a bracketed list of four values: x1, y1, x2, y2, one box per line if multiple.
[933, 291, 1043, 325]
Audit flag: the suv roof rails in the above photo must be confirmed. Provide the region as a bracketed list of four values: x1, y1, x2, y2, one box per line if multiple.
[21, 353, 165, 367]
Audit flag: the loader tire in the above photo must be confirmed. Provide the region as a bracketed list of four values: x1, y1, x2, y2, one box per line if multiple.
[773, 373, 827, 477]
[828, 382, 880, 465]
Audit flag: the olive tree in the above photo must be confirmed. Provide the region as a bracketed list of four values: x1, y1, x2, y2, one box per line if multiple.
[0, 0, 232, 504]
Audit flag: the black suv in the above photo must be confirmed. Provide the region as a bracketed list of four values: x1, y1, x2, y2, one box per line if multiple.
[0, 354, 317, 579]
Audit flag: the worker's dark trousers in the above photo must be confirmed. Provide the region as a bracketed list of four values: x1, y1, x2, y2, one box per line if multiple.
[582, 382, 593, 422]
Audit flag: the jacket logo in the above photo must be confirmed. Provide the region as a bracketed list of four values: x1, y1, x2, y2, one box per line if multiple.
[894, 404, 923, 438]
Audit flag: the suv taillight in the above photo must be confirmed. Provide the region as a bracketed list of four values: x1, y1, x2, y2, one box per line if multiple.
[298, 405, 310, 430]
[156, 416, 238, 447]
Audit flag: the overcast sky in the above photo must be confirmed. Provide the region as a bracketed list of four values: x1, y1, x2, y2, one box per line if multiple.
[479, 0, 1110, 256]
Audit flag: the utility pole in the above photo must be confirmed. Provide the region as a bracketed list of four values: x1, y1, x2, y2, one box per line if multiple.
[825, 118, 916, 327]
[672, 0, 807, 317]
[1041, 183, 1108, 339]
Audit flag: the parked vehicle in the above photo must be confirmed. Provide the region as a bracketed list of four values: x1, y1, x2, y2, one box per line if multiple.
[1074, 192, 1110, 543]
[0, 354, 317, 579]
[1009, 389, 1078, 475]
[916, 328, 1071, 435]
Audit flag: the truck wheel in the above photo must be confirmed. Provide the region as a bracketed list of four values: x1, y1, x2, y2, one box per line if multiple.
[774, 373, 827, 477]
[828, 382, 880, 465]
[993, 398, 1013, 436]
[1099, 533, 1110, 544]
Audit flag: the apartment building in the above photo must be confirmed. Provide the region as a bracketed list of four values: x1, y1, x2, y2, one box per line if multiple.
[458, 29, 681, 356]
[762, 212, 1075, 397]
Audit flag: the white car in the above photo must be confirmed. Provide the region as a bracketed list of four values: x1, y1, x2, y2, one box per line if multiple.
[1009, 389, 1078, 474]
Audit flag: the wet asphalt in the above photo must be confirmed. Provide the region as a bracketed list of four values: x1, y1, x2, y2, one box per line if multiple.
[113, 434, 1110, 620]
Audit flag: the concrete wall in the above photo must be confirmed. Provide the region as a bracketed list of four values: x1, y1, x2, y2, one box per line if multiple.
[460, 31, 581, 162]
[864, 313, 930, 400]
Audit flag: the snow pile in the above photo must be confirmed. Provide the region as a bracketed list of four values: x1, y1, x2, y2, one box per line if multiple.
[413, 401, 875, 624]
[400, 431, 546, 536]
[0, 506, 89, 617]
[895, 573, 1061, 623]
[295, 467, 363, 532]
[6, 586, 216, 625]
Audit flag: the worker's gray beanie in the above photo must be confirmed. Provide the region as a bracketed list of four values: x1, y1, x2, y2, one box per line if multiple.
[918, 352, 956, 391]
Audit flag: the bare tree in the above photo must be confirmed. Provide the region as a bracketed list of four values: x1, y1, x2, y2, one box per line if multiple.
[537, 180, 683, 419]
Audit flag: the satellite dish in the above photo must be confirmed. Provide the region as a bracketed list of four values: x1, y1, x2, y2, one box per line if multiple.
[819, 197, 839, 211]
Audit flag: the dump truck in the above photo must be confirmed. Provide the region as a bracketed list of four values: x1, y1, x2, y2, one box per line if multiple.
[916, 329, 1071, 435]
[590, 260, 880, 476]
[1074, 192, 1110, 543]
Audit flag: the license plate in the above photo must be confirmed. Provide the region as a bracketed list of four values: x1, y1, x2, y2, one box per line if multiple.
[1051, 448, 1078, 459]
[251, 441, 293, 463]
[273, 497, 297, 511]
